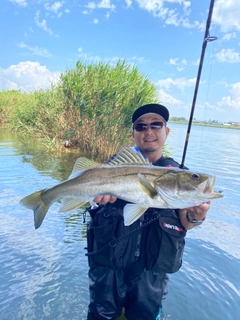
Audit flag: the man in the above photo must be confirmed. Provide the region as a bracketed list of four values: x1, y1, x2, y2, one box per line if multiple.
[86, 103, 210, 320]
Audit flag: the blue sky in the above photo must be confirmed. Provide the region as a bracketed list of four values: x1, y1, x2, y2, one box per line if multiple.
[1, 0, 240, 122]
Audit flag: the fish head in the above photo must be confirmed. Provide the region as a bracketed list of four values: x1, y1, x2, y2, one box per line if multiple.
[154, 168, 223, 207]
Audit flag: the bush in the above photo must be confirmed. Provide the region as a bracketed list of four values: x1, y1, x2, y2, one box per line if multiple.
[0, 90, 36, 128]
[59, 60, 159, 159]
[0, 60, 160, 160]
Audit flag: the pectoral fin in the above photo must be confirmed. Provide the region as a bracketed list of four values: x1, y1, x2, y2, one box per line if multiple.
[138, 173, 158, 199]
[59, 198, 87, 213]
[123, 203, 148, 226]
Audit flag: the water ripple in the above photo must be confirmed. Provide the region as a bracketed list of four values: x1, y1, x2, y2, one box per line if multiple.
[1, 125, 240, 320]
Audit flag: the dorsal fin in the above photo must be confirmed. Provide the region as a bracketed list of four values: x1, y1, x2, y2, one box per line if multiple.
[108, 147, 150, 166]
[68, 157, 100, 179]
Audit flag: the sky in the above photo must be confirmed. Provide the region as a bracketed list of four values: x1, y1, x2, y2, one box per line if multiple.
[1, 0, 240, 123]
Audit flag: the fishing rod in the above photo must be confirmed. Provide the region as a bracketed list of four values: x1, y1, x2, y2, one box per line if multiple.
[179, 0, 217, 169]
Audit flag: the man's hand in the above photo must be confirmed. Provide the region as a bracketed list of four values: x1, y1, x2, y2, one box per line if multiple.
[178, 201, 211, 230]
[93, 195, 117, 205]
[186, 201, 210, 220]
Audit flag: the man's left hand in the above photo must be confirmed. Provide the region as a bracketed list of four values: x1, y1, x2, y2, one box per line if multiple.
[178, 201, 211, 230]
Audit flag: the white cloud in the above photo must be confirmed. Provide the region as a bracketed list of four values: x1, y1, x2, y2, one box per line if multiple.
[82, 10, 90, 14]
[169, 58, 178, 65]
[158, 89, 184, 107]
[125, 0, 132, 8]
[203, 101, 224, 112]
[18, 42, 52, 58]
[215, 49, 240, 63]
[132, 0, 204, 29]
[98, 0, 115, 9]
[86, 0, 115, 10]
[156, 77, 196, 92]
[217, 82, 240, 110]
[212, 0, 240, 32]
[76, 48, 140, 66]
[93, 18, 99, 24]
[77, 48, 101, 62]
[169, 58, 187, 71]
[86, 2, 97, 9]
[9, 0, 27, 7]
[192, 58, 200, 66]
[156, 89, 191, 120]
[0, 61, 60, 92]
[221, 32, 236, 41]
[34, 11, 59, 37]
[131, 55, 145, 63]
[44, 1, 63, 14]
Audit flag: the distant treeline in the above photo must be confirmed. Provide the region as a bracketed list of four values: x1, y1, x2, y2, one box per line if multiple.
[169, 117, 188, 123]
[169, 117, 240, 129]
[0, 60, 159, 160]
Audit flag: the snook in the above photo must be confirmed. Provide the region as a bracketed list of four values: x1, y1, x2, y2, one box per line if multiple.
[19, 147, 223, 229]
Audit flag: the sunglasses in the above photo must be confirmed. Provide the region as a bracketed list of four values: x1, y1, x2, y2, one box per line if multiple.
[133, 121, 166, 132]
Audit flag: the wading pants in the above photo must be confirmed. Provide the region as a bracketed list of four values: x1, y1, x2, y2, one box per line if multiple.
[87, 265, 169, 320]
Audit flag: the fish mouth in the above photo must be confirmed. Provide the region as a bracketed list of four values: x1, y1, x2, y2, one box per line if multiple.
[198, 176, 216, 193]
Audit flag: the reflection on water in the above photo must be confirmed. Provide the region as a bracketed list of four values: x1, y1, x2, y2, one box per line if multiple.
[20, 148, 82, 182]
[165, 239, 240, 319]
[63, 211, 88, 244]
[0, 126, 240, 320]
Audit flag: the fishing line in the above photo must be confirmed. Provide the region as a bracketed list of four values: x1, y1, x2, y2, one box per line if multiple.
[202, 0, 222, 123]
[179, 0, 217, 169]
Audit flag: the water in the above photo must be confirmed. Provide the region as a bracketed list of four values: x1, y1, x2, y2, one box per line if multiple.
[0, 124, 239, 320]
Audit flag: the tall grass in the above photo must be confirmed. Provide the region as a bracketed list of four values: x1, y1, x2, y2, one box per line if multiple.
[0, 60, 159, 160]
[0, 90, 37, 128]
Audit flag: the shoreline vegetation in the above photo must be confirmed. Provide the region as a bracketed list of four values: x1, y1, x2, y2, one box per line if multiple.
[169, 119, 240, 130]
[0, 60, 159, 160]
[0, 60, 239, 160]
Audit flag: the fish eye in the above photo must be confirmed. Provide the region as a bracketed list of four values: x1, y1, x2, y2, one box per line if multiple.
[192, 173, 200, 180]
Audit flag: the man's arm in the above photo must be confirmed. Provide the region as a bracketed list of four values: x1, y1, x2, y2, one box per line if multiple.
[178, 201, 211, 230]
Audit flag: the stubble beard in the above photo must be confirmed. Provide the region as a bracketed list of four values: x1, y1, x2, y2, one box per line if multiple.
[141, 147, 157, 154]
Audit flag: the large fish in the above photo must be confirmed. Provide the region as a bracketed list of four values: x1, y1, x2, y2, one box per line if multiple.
[20, 147, 223, 229]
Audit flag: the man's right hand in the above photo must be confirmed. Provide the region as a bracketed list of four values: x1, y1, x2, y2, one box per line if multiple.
[93, 195, 117, 205]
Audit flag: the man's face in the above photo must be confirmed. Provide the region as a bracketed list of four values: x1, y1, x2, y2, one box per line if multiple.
[132, 113, 170, 154]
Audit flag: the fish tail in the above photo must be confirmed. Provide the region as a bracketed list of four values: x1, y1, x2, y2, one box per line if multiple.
[19, 190, 50, 229]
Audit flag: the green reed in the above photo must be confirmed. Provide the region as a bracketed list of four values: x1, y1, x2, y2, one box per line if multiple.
[0, 60, 159, 161]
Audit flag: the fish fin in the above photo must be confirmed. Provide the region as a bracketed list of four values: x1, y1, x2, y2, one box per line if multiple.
[108, 147, 151, 166]
[138, 173, 158, 199]
[19, 189, 49, 229]
[68, 158, 101, 179]
[59, 198, 87, 212]
[123, 204, 148, 226]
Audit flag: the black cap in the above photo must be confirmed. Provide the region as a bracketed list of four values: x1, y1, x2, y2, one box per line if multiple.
[132, 103, 169, 123]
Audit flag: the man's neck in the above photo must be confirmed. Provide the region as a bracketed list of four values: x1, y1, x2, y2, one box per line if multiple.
[141, 149, 162, 163]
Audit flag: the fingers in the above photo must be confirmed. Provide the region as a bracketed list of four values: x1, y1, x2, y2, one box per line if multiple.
[93, 195, 117, 205]
[187, 201, 211, 220]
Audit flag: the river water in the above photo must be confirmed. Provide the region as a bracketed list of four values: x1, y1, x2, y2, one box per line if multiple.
[0, 124, 239, 320]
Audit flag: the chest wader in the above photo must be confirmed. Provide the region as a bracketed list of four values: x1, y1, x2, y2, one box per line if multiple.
[86, 202, 187, 285]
